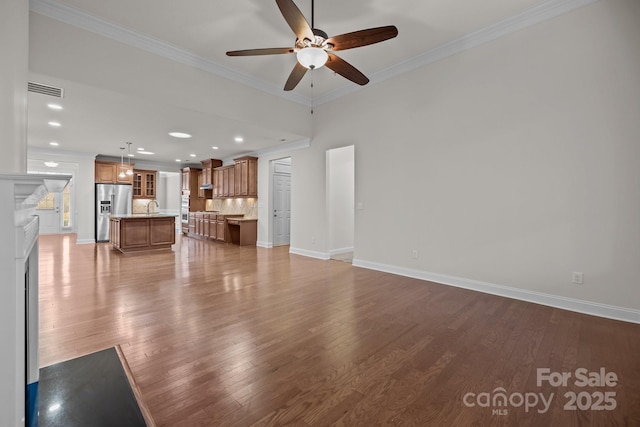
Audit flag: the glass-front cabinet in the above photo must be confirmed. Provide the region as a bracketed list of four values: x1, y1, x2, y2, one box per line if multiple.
[133, 170, 156, 198]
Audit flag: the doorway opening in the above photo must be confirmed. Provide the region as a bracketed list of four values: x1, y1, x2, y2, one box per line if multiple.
[28, 165, 76, 235]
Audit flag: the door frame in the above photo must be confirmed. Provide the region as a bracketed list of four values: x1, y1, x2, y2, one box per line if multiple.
[269, 157, 292, 247]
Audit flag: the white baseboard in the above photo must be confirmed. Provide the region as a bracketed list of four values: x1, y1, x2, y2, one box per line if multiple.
[76, 238, 95, 245]
[329, 247, 354, 257]
[256, 241, 273, 248]
[352, 259, 640, 325]
[289, 247, 330, 260]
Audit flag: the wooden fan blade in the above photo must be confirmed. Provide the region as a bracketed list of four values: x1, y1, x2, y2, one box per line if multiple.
[276, 0, 314, 41]
[284, 62, 308, 91]
[226, 48, 294, 56]
[325, 54, 369, 86]
[326, 26, 398, 51]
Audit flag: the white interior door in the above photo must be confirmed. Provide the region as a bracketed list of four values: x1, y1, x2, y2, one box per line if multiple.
[36, 192, 62, 234]
[273, 172, 291, 246]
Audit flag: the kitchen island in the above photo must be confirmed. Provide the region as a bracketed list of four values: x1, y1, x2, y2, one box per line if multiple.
[110, 214, 177, 253]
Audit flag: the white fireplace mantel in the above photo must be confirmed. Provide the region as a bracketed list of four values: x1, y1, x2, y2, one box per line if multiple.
[0, 173, 70, 427]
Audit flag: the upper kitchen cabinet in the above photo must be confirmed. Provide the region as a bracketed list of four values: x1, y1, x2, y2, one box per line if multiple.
[210, 157, 257, 199]
[132, 170, 156, 198]
[213, 165, 235, 198]
[181, 167, 201, 195]
[199, 159, 222, 199]
[95, 160, 134, 184]
[234, 156, 258, 197]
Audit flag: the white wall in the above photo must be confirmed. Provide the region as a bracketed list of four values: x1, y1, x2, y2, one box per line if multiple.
[294, 0, 640, 315]
[0, 0, 28, 173]
[327, 146, 354, 254]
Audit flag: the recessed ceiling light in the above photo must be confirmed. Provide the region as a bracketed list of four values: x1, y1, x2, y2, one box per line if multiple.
[48, 121, 61, 127]
[175, 159, 181, 162]
[190, 154, 196, 157]
[47, 103, 63, 110]
[127, 153, 135, 157]
[49, 141, 59, 146]
[138, 151, 155, 155]
[44, 161, 58, 167]
[137, 147, 145, 151]
[234, 136, 244, 143]
[212, 146, 219, 150]
[169, 132, 192, 138]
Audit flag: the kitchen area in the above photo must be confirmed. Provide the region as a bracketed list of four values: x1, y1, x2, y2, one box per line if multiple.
[95, 154, 258, 251]
[181, 156, 258, 246]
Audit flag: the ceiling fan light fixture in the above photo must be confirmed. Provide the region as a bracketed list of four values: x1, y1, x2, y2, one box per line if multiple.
[297, 47, 328, 69]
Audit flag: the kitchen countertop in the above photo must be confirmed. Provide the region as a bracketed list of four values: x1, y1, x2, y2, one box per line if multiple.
[111, 213, 178, 218]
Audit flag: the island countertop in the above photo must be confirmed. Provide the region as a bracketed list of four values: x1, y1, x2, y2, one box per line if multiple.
[110, 213, 178, 218]
[109, 215, 176, 253]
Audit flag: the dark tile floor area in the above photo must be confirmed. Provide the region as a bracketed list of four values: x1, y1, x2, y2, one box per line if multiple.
[38, 347, 146, 427]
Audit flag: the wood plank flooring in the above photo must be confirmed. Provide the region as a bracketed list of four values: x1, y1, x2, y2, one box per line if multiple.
[38, 234, 640, 426]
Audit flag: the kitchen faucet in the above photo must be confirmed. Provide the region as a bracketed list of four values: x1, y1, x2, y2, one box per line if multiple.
[147, 199, 159, 215]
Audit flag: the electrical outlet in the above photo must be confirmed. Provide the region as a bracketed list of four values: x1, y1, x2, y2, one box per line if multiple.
[411, 250, 419, 259]
[572, 272, 583, 285]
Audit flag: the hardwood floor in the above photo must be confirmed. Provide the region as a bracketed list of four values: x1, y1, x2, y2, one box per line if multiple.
[38, 234, 640, 426]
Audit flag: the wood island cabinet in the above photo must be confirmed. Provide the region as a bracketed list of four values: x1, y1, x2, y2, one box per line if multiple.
[132, 170, 156, 198]
[110, 215, 176, 253]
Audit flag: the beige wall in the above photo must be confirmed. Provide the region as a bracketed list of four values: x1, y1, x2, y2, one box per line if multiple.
[296, 0, 640, 312]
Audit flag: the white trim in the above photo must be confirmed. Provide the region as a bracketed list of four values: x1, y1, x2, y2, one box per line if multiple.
[352, 259, 640, 325]
[329, 247, 354, 257]
[75, 238, 95, 245]
[289, 247, 330, 261]
[256, 241, 273, 249]
[30, 0, 598, 105]
[314, 0, 599, 105]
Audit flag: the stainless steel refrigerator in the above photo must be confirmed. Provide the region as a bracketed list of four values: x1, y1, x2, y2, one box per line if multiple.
[95, 183, 132, 242]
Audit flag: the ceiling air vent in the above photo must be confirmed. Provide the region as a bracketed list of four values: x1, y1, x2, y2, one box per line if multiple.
[28, 82, 64, 98]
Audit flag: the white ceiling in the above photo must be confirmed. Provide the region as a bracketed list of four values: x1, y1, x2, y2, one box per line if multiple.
[27, 0, 578, 166]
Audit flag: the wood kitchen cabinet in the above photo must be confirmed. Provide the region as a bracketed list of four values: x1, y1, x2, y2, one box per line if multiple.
[95, 161, 134, 184]
[213, 156, 258, 198]
[213, 168, 223, 198]
[234, 156, 258, 197]
[181, 167, 201, 195]
[132, 170, 156, 198]
[197, 171, 205, 199]
[213, 164, 240, 198]
[110, 215, 176, 253]
[197, 159, 222, 199]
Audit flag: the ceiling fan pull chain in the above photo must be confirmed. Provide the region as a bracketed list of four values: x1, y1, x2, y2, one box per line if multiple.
[310, 73, 314, 115]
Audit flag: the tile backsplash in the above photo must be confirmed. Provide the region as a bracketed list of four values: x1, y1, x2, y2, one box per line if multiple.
[133, 198, 156, 214]
[205, 198, 257, 219]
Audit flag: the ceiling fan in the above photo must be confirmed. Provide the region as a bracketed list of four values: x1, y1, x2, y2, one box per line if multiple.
[226, 0, 398, 91]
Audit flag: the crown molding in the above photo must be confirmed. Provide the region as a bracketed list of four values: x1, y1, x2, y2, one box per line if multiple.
[221, 138, 311, 163]
[314, 0, 599, 105]
[30, 0, 598, 107]
[29, 0, 311, 106]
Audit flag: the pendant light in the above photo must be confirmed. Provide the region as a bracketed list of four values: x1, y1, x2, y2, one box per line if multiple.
[126, 142, 133, 175]
[118, 147, 126, 178]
